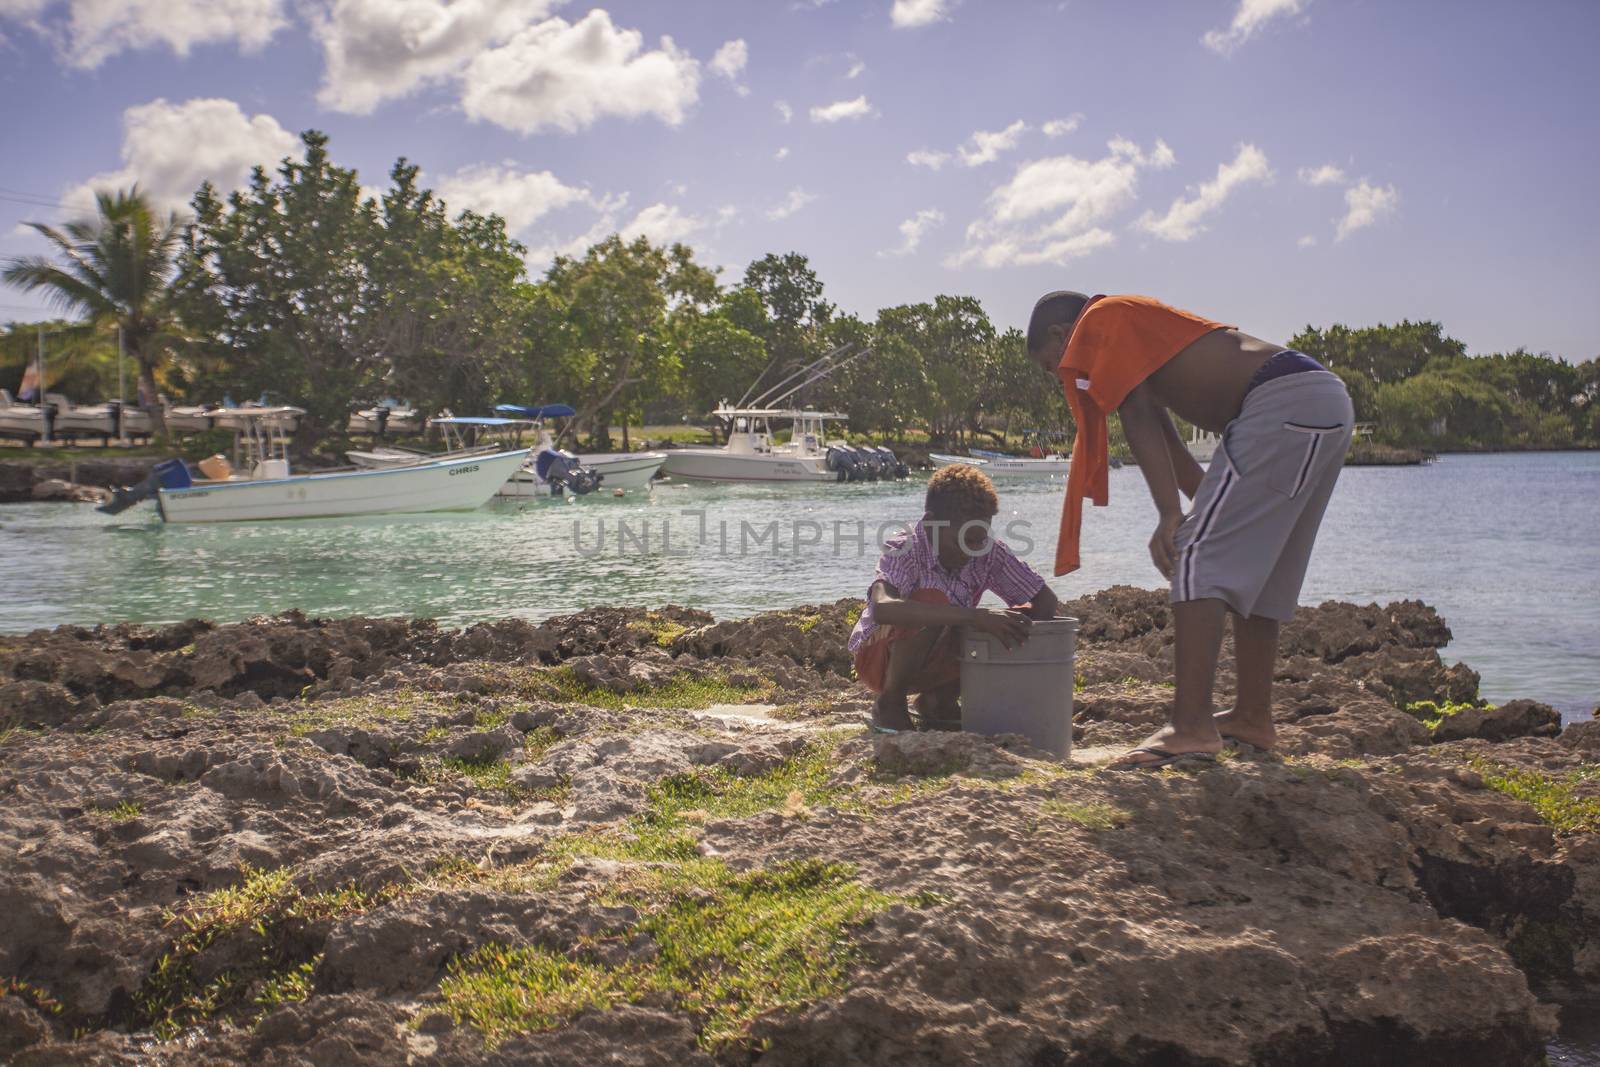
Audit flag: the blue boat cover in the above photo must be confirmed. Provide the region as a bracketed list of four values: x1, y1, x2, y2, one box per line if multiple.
[495, 403, 576, 419]
[432, 416, 534, 426]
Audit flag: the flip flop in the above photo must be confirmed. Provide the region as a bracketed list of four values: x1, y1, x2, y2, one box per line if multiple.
[1108, 746, 1218, 771]
[1220, 735, 1274, 755]
[869, 723, 904, 735]
[918, 718, 963, 732]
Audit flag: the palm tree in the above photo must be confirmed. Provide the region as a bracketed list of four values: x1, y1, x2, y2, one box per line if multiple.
[3, 187, 184, 432]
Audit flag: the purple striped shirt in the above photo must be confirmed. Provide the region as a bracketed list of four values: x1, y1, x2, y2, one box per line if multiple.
[847, 523, 1046, 652]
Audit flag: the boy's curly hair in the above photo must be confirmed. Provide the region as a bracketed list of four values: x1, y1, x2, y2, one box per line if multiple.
[925, 464, 999, 517]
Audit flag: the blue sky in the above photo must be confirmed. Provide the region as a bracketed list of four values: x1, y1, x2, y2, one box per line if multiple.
[2, 0, 1596, 362]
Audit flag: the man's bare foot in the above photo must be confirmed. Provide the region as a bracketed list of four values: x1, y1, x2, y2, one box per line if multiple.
[873, 691, 915, 732]
[1213, 708, 1276, 751]
[1109, 725, 1222, 768]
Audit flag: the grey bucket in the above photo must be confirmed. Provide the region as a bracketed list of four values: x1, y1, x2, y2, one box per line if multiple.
[959, 617, 1077, 757]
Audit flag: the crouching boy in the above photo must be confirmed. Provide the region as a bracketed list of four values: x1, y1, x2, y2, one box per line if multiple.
[848, 465, 1059, 732]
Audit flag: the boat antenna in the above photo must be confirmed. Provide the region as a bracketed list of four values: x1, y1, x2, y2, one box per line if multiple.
[758, 345, 871, 410]
[747, 344, 858, 409]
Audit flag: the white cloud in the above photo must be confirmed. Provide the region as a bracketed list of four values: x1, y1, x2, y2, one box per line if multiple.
[775, 100, 793, 123]
[959, 119, 1028, 167]
[1336, 180, 1398, 240]
[774, 146, 790, 160]
[709, 38, 747, 79]
[621, 202, 703, 245]
[1202, 0, 1307, 55]
[881, 208, 944, 257]
[951, 137, 1173, 269]
[3, 0, 284, 68]
[1297, 234, 1317, 247]
[907, 149, 950, 170]
[845, 57, 866, 79]
[461, 9, 701, 134]
[1297, 162, 1346, 186]
[766, 187, 816, 220]
[1135, 143, 1271, 242]
[308, 0, 562, 114]
[891, 0, 949, 28]
[62, 97, 298, 216]
[709, 37, 749, 94]
[809, 95, 872, 123]
[1042, 114, 1083, 138]
[435, 163, 591, 234]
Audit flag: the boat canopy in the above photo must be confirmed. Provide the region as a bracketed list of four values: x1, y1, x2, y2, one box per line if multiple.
[431, 416, 538, 427]
[495, 403, 576, 419]
[711, 407, 848, 420]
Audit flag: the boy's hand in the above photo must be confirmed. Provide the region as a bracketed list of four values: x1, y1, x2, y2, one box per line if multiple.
[971, 607, 1032, 649]
[1149, 512, 1184, 579]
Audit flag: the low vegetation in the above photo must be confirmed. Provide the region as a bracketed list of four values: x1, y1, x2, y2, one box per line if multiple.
[1470, 757, 1600, 835]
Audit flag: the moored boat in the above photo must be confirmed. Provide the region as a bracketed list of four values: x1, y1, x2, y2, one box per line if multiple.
[931, 451, 1071, 477]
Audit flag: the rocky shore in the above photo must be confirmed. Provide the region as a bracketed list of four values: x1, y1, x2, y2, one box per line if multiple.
[1, 590, 1596, 1065]
[0, 457, 162, 504]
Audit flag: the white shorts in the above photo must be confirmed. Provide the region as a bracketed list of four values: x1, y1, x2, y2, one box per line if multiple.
[1172, 371, 1354, 621]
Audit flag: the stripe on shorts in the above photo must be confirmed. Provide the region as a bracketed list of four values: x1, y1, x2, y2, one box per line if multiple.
[1179, 467, 1236, 601]
[1291, 435, 1321, 497]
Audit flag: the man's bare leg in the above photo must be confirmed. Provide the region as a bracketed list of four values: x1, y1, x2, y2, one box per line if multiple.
[1113, 598, 1226, 766]
[1214, 613, 1279, 750]
[873, 625, 945, 731]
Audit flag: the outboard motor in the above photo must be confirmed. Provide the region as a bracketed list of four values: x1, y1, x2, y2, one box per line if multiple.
[536, 448, 602, 496]
[99, 458, 192, 515]
[825, 444, 859, 483]
[875, 446, 909, 479]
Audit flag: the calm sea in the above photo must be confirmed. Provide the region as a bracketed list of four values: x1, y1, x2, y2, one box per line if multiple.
[0, 451, 1594, 722]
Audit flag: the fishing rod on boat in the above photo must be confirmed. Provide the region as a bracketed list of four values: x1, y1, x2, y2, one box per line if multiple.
[757, 345, 872, 410]
[743, 344, 856, 409]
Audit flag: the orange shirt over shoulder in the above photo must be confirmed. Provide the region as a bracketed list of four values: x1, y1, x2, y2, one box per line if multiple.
[1053, 295, 1232, 576]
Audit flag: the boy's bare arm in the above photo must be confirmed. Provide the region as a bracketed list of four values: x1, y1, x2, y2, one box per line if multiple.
[869, 580, 1032, 647]
[1157, 409, 1205, 499]
[1119, 381, 1184, 579]
[1024, 582, 1058, 620]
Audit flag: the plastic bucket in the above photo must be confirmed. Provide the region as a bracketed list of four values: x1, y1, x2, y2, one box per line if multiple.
[959, 617, 1077, 757]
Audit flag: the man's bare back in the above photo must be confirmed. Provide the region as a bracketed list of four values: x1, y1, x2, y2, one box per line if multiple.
[1145, 329, 1282, 433]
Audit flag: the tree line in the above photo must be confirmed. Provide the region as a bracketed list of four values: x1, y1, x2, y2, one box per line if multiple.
[3, 131, 1595, 453]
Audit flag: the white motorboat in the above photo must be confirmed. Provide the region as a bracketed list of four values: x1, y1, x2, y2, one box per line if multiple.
[348, 400, 424, 436]
[1188, 425, 1221, 462]
[99, 408, 526, 523]
[660, 408, 849, 483]
[53, 399, 155, 441]
[930, 451, 1072, 477]
[212, 401, 303, 435]
[488, 405, 665, 496]
[0, 389, 44, 441]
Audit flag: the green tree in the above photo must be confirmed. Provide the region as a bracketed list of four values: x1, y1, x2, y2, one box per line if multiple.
[530, 235, 718, 450]
[176, 132, 386, 444]
[734, 252, 834, 407]
[3, 187, 185, 430]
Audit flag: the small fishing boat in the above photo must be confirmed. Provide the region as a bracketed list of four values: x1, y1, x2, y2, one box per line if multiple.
[347, 400, 424, 437]
[492, 405, 666, 493]
[930, 451, 1071, 477]
[100, 408, 525, 523]
[661, 408, 847, 483]
[0, 389, 44, 441]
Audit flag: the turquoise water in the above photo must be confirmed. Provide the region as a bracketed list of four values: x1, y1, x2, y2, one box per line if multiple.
[0, 451, 1594, 722]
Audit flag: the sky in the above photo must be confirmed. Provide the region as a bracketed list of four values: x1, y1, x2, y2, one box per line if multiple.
[1, 0, 1596, 363]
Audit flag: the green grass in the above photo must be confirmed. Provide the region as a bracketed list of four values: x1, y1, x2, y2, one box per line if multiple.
[627, 611, 695, 649]
[87, 800, 143, 822]
[1039, 798, 1131, 830]
[2, 976, 64, 1017]
[437, 859, 899, 1049]
[138, 867, 397, 1038]
[1470, 758, 1600, 835]
[543, 668, 766, 711]
[1403, 699, 1490, 730]
[403, 754, 568, 805]
[284, 690, 435, 737]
